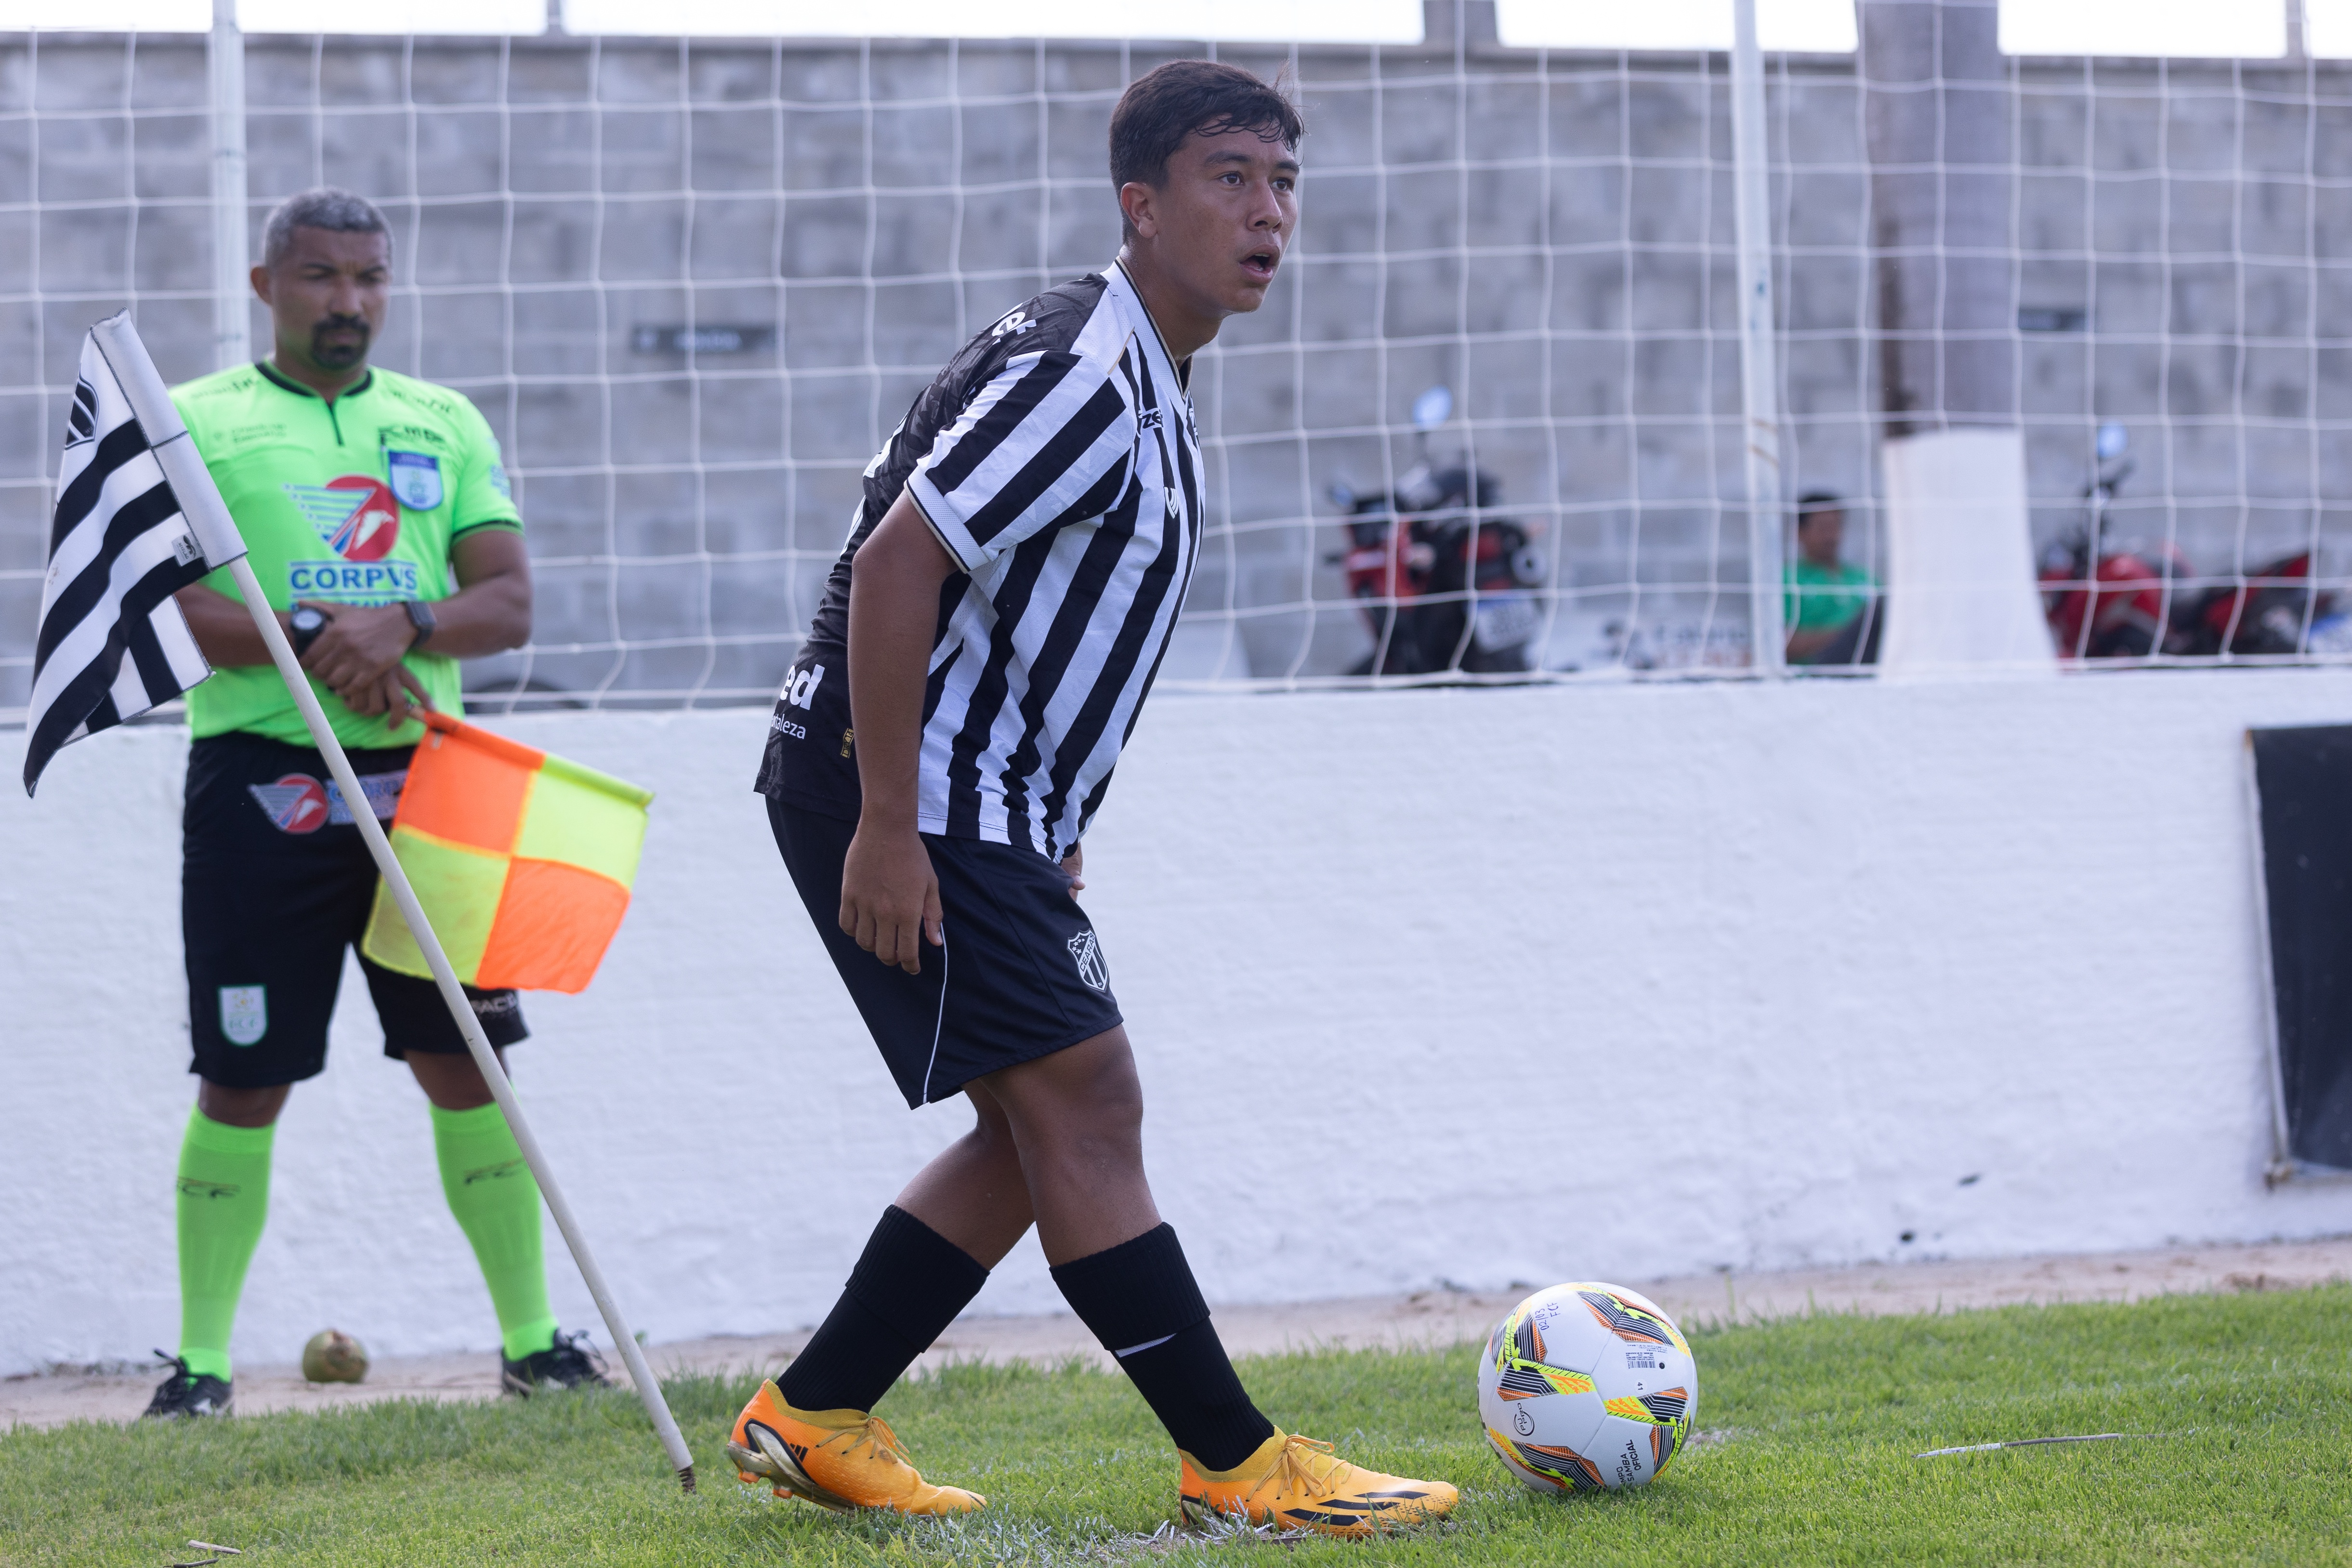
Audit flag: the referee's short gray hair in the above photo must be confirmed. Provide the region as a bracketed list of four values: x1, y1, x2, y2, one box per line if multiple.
[261, 187, 391, 270]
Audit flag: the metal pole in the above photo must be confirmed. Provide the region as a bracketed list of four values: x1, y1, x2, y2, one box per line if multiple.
[1731, 0, 1787, 675]
[89, 313, 696, 1492]
[207, 0, 249, 371]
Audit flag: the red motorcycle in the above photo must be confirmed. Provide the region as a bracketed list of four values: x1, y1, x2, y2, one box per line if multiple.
[1328, 462, 1546, 675]
[2042, 424, 2331, 659]
[2176, 551, 2332, 657]
[2039, 425, 2191, 659]
[1326, 386, 1547, 676]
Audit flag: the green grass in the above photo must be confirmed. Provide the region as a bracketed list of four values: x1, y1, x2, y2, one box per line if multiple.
[7, 1286, 2352, 1566]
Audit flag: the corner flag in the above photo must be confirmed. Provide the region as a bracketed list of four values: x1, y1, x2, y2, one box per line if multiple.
[26, 314, 697, 1489]
[23, 314, 248, 795]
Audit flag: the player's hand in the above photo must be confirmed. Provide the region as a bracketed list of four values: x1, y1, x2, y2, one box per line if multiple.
[841, 821, 944, 975]
[1061, 843, 1085, 896]
[299, 600, 417, 691]
[333, 664, 434, 728]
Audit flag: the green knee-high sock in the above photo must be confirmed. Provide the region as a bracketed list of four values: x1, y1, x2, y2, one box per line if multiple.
[431, 1102, 558, 1361]
[177, 1107, 275, 1383]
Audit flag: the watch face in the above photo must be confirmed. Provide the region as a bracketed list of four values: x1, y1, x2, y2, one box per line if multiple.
[293, 608, 326, 631]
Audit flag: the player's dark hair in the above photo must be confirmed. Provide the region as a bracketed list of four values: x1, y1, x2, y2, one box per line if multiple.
[1797, 490, 1844, 523]
[1109, 60, 1303, 217]
[262, 187, 392, 270]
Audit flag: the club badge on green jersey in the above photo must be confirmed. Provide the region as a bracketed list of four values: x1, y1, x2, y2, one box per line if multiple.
[387, 449, 444, 510]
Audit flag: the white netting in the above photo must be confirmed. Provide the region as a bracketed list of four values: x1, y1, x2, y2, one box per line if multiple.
[5, 14, 2352, 724]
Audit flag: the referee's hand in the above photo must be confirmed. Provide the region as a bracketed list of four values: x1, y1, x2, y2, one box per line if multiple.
[841, 822, 944, 975]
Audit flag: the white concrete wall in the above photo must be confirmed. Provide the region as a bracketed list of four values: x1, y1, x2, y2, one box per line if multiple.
[8, 672, 2352, 1375]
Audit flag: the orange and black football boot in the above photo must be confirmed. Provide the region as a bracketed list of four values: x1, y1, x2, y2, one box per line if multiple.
[1178, 1430, 1457, 1538]
[725, 1379, 985, 1514]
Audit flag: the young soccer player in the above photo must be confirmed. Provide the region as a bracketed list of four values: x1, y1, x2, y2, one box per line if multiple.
[143, 188, 604, 1418]
[735, 62, 1458, 1536]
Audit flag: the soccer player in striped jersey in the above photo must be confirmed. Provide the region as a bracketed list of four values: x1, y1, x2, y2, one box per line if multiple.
[734, 62, 1458, 1537]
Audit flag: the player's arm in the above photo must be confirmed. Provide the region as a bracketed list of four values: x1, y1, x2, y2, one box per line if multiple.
[840, 491, 958, 975]
[174, 529, 532, 721]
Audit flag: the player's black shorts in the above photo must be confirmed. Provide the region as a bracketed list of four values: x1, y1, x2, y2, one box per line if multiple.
[184, 731, 528, 1089]
[768, 797, 1123, 1108]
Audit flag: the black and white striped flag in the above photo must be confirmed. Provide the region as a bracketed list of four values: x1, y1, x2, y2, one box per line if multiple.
[24, 314, 248, 795]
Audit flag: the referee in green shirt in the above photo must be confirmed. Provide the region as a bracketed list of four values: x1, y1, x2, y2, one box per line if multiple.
[142, 188, 603, 1417]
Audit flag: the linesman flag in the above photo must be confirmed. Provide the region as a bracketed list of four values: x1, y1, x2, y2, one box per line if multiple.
[362, 712, 652, 994]
[24, 313, 246, 795]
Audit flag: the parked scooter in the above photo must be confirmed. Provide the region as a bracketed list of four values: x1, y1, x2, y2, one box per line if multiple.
[2175, 551, 2333, 659]
[2039, 423, 2193, 659]
[2041, 423, 2333, 659]
[1326, 386, 1547, 675]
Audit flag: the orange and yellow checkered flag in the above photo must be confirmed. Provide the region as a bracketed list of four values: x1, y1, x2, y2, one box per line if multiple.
[361, 713, 652, 993]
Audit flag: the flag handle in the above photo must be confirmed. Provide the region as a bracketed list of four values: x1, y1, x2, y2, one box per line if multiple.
[223, 557, 696, 1492]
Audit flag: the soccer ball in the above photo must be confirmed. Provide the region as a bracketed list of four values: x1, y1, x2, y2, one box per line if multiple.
[1476, 1282, 1696, 1492]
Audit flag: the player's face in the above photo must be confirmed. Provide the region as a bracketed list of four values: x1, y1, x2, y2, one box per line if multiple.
[1135, 126, 1300, 319]
[254, 227, 391, 377]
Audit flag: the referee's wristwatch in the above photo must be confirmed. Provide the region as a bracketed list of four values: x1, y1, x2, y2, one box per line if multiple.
[289, 605, 331, 658]
[403, 598, 437, 652]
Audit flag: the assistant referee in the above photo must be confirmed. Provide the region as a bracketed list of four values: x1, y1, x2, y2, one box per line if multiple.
[141, 188, 603, 1417]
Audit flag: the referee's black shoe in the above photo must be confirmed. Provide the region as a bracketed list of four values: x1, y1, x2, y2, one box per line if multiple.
[500, 1329, 610, 1396]
[141, 1350, 232, 1419]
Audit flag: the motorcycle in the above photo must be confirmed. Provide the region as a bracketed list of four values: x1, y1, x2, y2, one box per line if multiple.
[2039, 423, 2193, 659]
[1326, 386, 1548, 676]
[2041, 424, 2332, 659]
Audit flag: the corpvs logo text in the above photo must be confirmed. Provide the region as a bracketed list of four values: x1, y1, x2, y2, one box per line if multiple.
[284, 475, 420, 604]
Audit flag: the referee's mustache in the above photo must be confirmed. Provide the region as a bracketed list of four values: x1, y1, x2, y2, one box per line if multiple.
[309, 313, 371, 368]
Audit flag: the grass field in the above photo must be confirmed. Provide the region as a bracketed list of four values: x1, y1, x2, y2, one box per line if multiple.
[6, 1285, 2351, 1567]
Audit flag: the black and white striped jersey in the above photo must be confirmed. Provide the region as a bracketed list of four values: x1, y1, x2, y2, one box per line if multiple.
[757, 260, 1202, 860]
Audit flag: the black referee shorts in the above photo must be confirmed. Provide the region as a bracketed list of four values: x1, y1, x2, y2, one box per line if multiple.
[767, 797, 1123, 1108]
[184, 732, 527, 1090]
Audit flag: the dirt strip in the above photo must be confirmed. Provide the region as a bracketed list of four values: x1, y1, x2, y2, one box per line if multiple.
[11, 1235, 2349, 1432]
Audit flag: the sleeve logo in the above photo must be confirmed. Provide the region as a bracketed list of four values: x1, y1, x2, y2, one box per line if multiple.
[285, 475, 402, 561]
[387, 449, 445, 510]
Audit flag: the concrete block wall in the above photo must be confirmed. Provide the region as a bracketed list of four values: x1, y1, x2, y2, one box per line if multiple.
[5, 35, 2351, 707]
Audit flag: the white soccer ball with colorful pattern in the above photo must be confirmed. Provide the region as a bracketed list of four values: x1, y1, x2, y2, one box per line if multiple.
[1476, 1282, 1697, 1492]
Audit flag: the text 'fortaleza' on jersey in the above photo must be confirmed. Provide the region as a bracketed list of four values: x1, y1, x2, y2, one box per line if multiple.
[758, 260, 1202, 860]
[170, 361, 522, 751]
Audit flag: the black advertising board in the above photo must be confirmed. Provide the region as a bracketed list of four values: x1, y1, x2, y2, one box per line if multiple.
[2249, 724, 2352, 1176]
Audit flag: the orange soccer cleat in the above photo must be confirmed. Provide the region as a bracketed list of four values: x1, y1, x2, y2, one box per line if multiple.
[1178, 1430, 1458, 1538]
[724, 1378, 985, 1515]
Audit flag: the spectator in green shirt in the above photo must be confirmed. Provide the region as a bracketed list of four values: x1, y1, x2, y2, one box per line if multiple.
[1784, 491, 1879, 666]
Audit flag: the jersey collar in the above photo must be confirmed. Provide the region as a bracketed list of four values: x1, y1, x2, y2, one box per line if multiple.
[254, 359, 374, 402]
[1108, 259, 1191, 395]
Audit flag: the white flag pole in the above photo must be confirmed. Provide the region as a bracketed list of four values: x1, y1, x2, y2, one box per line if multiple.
[89, 315, 696, 1491]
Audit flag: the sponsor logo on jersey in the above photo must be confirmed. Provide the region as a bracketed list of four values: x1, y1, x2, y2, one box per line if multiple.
[219, 985, 267, 1046]
[387, 450, 444, 510]
[781, 662, 827, 710]
[288, 559, 422, 605]
[1068, 929, 1110, 992]
[285, 474, 402, 561]
[248, 770, 406, 832]
[990, 307, 1039, 340]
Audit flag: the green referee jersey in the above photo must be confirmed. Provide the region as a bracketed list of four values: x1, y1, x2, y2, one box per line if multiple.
[170, 361, 523, 750]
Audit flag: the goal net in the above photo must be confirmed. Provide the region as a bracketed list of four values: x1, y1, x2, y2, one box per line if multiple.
[3, 13, 2348, 722]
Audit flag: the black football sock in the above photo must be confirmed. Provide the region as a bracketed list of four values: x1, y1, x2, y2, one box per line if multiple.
[1050, 1224, 1277, 1472]
[776, 1205, 988, 1414]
